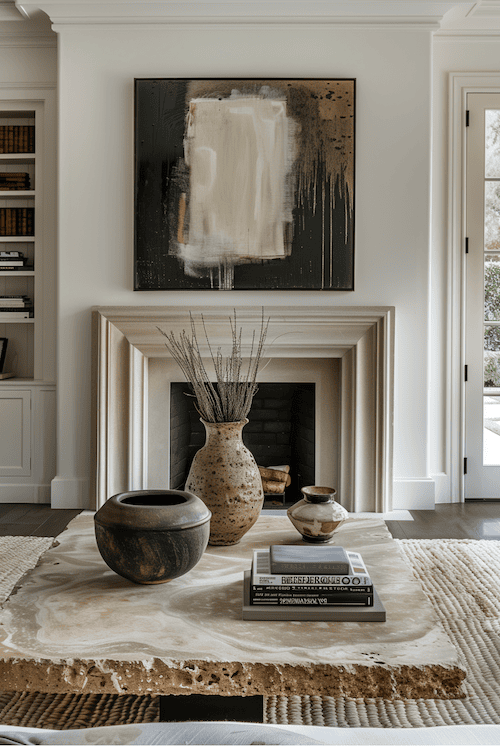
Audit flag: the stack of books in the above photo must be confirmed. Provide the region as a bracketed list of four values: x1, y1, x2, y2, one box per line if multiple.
[242, 545, 386, 621]
[0, 126, 35, 154]
[0, 208, 34, 236]
[0, 173, 31, 191]
[0, 295, 33, 320]
[0, 251, 27, 271]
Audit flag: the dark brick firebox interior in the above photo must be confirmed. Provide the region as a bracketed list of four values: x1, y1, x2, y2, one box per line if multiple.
[170, 383, 315, 506]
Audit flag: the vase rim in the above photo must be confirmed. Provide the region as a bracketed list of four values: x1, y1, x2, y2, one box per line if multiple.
[200, 418, 249, 426]
[302, 485, 336, 495]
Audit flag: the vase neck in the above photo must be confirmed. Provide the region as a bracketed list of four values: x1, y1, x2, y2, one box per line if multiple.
[202, 420, 247, 444]
[302, 486, 337, 504]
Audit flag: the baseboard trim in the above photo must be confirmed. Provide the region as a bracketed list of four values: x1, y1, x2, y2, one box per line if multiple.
[465, 498, 500, 502]
[392, 478, 435, 510]
[50, 477, 90, 509]
[0, 484, 50, 503]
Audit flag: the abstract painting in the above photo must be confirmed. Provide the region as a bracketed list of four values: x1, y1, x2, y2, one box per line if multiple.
[134, 79, 355, 291]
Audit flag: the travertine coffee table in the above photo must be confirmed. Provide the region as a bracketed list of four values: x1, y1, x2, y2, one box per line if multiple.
[0, 513, 465, 701]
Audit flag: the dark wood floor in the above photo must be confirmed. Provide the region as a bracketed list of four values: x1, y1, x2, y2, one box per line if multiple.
[0, 504, 81, 537]
[386, 502, 500, 540]
[2, 502, 500, 540]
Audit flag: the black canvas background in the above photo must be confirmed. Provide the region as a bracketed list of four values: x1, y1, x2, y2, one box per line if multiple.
[134, 78, 354, 291]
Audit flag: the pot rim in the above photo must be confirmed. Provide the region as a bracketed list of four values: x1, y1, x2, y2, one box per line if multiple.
[94, 489, 212, 531]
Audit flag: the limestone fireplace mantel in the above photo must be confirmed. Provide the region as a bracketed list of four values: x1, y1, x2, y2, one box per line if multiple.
[91, 305, 395, 512]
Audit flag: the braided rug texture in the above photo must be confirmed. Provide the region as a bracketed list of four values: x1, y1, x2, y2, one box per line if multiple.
[266, 539, 500, 727]
[1, 538, 500, 729]
[0, 536, 54, 605]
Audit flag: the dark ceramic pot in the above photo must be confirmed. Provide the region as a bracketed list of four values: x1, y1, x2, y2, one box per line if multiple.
[94, 489, 211, 584]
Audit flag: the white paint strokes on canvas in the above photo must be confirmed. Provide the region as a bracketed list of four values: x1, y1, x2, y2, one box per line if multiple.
[178, 93, 297, 283]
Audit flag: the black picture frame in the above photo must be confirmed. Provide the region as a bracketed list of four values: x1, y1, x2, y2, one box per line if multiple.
[134, 78, 355, 291]
[0, 337, 8, 372]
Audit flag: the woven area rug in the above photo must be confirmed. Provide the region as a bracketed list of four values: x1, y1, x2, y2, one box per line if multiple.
[0, 536, 54, 605]
[2, 538, 500, 729]
[265, 539, 500, 728]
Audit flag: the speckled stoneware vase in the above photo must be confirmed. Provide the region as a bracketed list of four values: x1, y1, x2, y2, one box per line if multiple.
[185, 419, 264, 546]
[287, 485, 349, 543]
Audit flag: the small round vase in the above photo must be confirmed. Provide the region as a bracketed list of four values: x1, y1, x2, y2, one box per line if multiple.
[185, 419, 264, 546]
[94, 489, 211, 584]
[287, 485, 349, 543]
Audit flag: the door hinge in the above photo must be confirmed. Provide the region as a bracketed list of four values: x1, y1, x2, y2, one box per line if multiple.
[465, 364, 468, 381]
[465, 237, 469, 254]
[466, 109, 470, 127]
[464, 457, 468, 474]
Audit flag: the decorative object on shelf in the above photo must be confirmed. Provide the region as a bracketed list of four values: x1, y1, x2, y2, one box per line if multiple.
[0, 337, 7, 372]
[159, 311, 268, 546]
[287, 485, 349, 543]
[135, 78, 355, 292]
[0, 251, 26, 270]
[94, 489, 211, 585]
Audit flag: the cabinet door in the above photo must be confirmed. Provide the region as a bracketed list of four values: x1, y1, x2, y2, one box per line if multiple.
[0, 389, 30, 476]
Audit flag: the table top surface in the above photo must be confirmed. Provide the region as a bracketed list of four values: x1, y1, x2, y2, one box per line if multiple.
[0, 513, 464, 699]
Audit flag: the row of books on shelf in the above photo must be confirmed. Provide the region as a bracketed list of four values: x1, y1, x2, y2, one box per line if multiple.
[249, 546, 373, 607]
[0, 295, 33, 320]
[0, 251, 30, 271]
[0, 208, 34, 237]
[0, 172, 31, 191]
[0, 126, 35, 154]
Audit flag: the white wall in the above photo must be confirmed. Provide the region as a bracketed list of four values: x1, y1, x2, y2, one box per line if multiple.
[51, 24, 433, 509]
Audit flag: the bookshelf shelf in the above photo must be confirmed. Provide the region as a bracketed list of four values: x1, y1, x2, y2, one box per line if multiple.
[0, 270, 34, 276]
[0, 319, 34, 323]
[0, 191, 35, 198]
[0, 154, 35, 164]
[0, 236, 35, 242]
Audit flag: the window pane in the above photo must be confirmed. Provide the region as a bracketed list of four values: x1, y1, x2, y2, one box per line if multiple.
[484, 259, 500, 320]
[485, 182, 500, 252]
[484, 395, 500, 465]
[485, 326, 500, 385]
[486, 110, 500, 178]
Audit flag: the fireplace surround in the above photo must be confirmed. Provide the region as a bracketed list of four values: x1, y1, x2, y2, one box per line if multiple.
[92, 305, 394, 512]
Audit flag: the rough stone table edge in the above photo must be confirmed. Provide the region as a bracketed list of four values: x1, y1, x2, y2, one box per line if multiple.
[0, 656, 467, 700]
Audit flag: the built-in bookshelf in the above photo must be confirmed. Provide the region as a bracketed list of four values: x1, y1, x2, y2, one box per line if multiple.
[0, 108, 36, 379]
[0, 91, 56, 503]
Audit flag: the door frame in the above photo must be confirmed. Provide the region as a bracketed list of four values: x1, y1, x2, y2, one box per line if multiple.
[449, 74, 500, 503]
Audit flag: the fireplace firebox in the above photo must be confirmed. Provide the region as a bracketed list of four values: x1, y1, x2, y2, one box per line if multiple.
[170, 382, 316, 505]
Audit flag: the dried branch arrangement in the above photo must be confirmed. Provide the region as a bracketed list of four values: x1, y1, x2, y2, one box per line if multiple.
[158, 311, 269, 424]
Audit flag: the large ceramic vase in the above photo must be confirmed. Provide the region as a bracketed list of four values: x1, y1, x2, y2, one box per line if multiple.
[185, 419, 264, 546]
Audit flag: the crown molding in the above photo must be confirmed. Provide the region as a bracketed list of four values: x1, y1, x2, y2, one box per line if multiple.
[0, 2, 26, 21]
[0, 80, 56, 87]
[434, 27, 500, 34]
[0, 31, 55, 43]
[50, 16, 443, 29]
[15, 0, 473, 26]
[467, 0, 500, 16]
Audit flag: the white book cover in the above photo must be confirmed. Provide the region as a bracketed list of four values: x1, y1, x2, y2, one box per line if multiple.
[251, 549, 372, 587]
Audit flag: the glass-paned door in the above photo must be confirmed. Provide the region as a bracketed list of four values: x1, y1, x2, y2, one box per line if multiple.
[465, 94, 500, 497]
